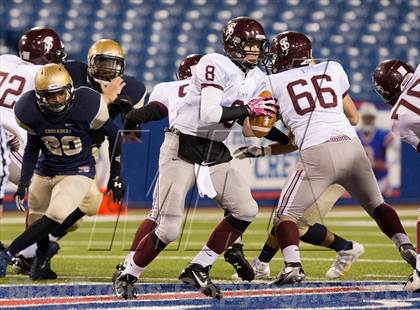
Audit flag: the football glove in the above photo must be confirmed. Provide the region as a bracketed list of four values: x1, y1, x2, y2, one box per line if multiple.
[245, 97, 278, 117]
[233, 146, 270, 159]
[14, 184, 28, 212]
[107, 176, 125, 204]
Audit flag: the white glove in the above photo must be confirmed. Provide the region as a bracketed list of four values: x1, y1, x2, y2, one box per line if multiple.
[233, 145, 271, 159]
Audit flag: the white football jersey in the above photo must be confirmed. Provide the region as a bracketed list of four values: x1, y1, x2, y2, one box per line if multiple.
[390, 64, 420, 151]
[0, 55, 42, 143]
[148, 79, 192, 127]
[172, 53, 267, 141]
[270, 61, 357, 150]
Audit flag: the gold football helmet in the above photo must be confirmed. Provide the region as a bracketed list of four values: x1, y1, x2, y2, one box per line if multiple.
[87, 39, 125, 86]
[35, 63, 74, 115]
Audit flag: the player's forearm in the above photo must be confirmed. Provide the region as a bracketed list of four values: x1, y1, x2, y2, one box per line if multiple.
[124, 101, 168, 130]
[265, 126, 290, 145]
[268, 143, 298, 155]
[102, 119, 122, 176]
[19, 134, 41, 185]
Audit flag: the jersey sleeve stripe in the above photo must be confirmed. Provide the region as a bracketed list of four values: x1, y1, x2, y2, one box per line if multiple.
[342, 89, 349, 98]
[15, 116, 37, 135]
[201, 83, 224, 91]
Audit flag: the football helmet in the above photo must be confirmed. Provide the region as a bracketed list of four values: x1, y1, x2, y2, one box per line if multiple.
[176, 54, 202, 80]
[372, 60, 414, 106]
[270, 31, 312, 73]
[222, 16, 268, 69]
[18, 27, 66, 65]
[35, 64, 74, 115]
[87, 39, 125, 89]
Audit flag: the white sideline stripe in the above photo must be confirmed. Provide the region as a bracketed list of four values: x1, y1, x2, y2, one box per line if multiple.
[46, 254, 407, 264]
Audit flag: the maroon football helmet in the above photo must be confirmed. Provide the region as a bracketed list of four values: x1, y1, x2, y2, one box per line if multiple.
[222, 16, 268, 68]
[18, 27, 66, 65]
[372, 60, 415, 106]
[270, 31, 312, 73]
[176, 54, 202, 80]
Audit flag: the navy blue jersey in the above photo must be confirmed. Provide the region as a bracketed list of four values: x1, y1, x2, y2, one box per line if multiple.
[64, 60, 146, 105]
[64, 60, 146, 146]
[15, 87, 108, 181]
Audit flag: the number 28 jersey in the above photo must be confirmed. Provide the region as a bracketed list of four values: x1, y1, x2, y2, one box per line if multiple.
[270, 61, 357, 150]
[14, 87, 109, 178]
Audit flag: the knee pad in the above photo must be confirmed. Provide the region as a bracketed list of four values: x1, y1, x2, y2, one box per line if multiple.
[154, 215, 182, 244]
[27, 212, 44, 226]
[300, 223, 327, 245]
[233, 199, 258, 222]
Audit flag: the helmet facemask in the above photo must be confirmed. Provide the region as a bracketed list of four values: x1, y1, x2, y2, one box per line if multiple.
[36, 84, 73, 115]
[88, 54, 125, 84]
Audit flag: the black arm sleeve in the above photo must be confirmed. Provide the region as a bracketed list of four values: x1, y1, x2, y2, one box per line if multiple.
[265, 126, 290, 145]
[101, 119, 121, 177]
[124, 101, 168, 130]
[20, 133, 42, 185]
[219, 105, 249, 123]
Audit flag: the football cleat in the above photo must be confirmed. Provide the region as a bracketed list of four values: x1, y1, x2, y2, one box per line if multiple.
[233, 257, 270, 280]
[30, 241, 59, 280]
[271, 262, 305, 286]
[404, 269, 420, 292]
[0, 250, 13, 277]
[113, 274, 138, 300]
[224, 243, 255, 281]
[399, 243, 416, 269]
[12, 255, 33, 275]
[0, 242, 4, 251]
[179, 263, 223, 299]
[112, 263, 126, 286]
[325, 241, 365, 279]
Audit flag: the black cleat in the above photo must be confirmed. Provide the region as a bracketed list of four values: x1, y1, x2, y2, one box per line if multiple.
[224, 243, 255, 282]
[111, 263, 125, 285]
[0, 250, 13, 277]
[0, 242, 4, 251]
[30, 241, 59, 280]
[12, 255, 33, 275]
[113, 274, 138, 300]
[399, 243, 416, 269]
[179, 263, 223, 299]
[271, 262, 305, 286]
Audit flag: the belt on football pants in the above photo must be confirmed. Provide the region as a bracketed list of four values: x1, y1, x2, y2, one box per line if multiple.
[164, 127, 181, 136]
[328, 135, 351, 142]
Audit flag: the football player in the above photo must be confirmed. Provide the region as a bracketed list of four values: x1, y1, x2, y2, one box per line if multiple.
[259, 31, 415, 285]
[8, 29, 125, 277]
[114, 53, 290, 286]
[0, 27, 65, 186]
[0, 64, 125, 279]
[357, 102, 394, 195]
[113, 17, 279, 300]
[372, 60, 420, 291]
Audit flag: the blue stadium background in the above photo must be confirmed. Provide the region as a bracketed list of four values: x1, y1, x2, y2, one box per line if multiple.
[1, 0, 419, 207]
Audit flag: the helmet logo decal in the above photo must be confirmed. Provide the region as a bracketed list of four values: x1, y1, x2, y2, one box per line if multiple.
[279, 37, 290, 55]
[225, 22, 237, 40]
[397, 66, 407, 77]
[43, 36, 54, 53]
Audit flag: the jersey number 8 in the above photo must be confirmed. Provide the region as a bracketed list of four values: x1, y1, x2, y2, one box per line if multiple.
[41, 136, 82, 156]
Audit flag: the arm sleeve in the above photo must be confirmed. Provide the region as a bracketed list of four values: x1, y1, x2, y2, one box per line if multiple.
[19, 133, 41, 185]
[265, 126, 290, 145]
[196, 55, 229, 123]
[124, 101, 168, 130]
[101, 119, 122, 176]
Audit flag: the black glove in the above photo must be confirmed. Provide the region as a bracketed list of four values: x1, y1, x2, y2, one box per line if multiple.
[14, 183, 28, 211]
[107, 176, 125, 204]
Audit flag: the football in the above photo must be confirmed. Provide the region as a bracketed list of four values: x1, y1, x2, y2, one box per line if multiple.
[249, 90, 277, 138]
